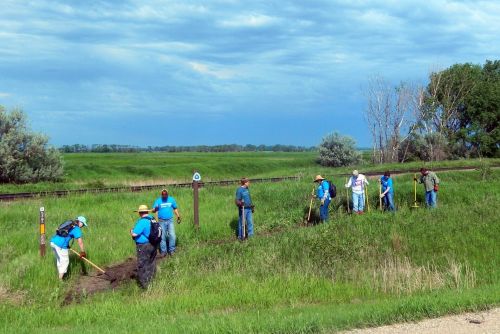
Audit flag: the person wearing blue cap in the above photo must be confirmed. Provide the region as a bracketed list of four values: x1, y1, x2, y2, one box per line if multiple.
[50, 216, 88, 280]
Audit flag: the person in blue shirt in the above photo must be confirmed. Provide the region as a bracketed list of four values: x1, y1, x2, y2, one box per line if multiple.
[152, 189, 181, 257]
[314, 175, 331, 223]
[380, 171, 395, 211]
[130, 204, 157, 289]
[235, 178, 254, 240]
[50, 216, 88, 280]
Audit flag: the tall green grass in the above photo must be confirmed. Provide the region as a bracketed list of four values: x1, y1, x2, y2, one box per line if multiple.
[0, 169, 499, 333]
[1, 151, 498, 193]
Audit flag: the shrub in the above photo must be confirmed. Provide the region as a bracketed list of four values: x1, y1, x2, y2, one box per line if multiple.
[317, 132, 361, 167]
[0, 106, 63, 183]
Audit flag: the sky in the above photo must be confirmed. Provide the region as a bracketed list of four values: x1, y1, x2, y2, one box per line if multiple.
[0, 1, 499, 147]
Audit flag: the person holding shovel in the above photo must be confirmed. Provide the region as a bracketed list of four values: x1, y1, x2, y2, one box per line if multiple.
[314, 175, 332, 223]
[345, 170, 369, 214]
[235, 177, 254, 240]
[416, 168, 440, 208]
[152, 189, 181, 257]
[50, 216, 88, 280]
[380, 171, 395, 211]
[130, 205, 157, 289]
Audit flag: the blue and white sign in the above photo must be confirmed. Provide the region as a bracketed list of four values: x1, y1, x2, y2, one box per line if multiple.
[192, 172, 201, 182]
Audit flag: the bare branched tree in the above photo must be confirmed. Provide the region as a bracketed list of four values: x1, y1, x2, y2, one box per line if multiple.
[364, 77, 420, 163]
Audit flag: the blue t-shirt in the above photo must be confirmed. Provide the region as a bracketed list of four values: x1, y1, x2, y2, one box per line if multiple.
[235, 186, 252, 207]
[50, 226, 83, 249]
[132, 215, 152, 244]
[317, 180, 331, 200]
[381, 176, 394, 194]
[152, 196, 177, 220]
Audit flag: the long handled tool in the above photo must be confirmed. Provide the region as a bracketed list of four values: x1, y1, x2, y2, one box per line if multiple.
[411, 173, 420, 208]
[379, 181, 383, 211]
[365, 183, 370, 212]
[307, 186, 315, 223]
[241, 200, 246, 240]
[70, 248, 106, 274]
[345, 177, 350, 214]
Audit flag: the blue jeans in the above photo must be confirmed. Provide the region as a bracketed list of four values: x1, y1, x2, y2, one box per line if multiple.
[383, 192, 395, 211]
[425, 190, 437, 208]
[319, 198, 331, 222]
[352, 192, 365, 212]
[238, 208, 254, 240]
[159, 218, 176, 254]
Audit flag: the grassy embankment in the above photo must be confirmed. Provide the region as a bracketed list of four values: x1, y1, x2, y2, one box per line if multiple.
[0, 151, 498, 193]
[0, 164, 498, 333]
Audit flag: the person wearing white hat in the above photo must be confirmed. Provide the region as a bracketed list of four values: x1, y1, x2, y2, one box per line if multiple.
[314, 175, 332, 222]
[50, 216, 88, 280]
[345, 170, 369, 214]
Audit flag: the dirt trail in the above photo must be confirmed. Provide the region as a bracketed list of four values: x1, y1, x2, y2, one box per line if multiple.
[341, 307, 500, 334]
[64, 256, 144, 305]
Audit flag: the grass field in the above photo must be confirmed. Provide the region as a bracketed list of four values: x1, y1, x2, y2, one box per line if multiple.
[0, 151, 498, 193]
[0, 156, 499, 333]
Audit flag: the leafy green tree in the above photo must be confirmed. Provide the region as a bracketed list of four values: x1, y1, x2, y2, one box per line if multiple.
[318, 132, 361, 167]
[0, 106, 63, 183]
[462, 60, 500, 157]
[421, 60, 499, 158]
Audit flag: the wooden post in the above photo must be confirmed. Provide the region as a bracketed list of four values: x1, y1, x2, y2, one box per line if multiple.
[39, 207, 46, 257]
[192, 171, 201, 229]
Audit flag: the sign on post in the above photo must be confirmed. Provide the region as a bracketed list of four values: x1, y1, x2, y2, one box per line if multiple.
[192, 172, 201, 229]
[40, 207, 46, 257]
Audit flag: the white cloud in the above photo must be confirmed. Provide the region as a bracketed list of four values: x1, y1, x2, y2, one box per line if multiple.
[188, 61, 235, 79]
[0, 92, 11, 98]
[219, 14, 279, 28]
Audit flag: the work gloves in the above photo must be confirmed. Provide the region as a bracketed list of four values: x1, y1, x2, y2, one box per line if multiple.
[320, 199, 325, 205]
[177, 216, 182, 224]
[434, 185, 439, 192]
[380, 194, 385, 198]
[251, 205, 255, 213]
[413, 177, 417, 181]
[79, 251, 87, 259]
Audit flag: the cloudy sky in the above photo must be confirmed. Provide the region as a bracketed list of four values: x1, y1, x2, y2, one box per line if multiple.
[0, 1, 498, 147]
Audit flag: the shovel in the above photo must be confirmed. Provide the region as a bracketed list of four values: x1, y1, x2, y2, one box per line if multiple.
[70, 248, 116, 282]
[364, 184, 370, 212]
[306, 186, 315, 223]
[411, 173, 420, 208]
[379, 181, 383, 211]
[345, 177, 351, 214]
[241, 200, 246, 240]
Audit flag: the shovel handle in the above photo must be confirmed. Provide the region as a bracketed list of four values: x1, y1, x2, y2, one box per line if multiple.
[307, 186, 315, 222]
[70, 248, 106, 274]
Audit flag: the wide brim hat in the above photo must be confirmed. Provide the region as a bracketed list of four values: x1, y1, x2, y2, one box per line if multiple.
[314, 175, 325, 182]
[134, 204, 151, 213]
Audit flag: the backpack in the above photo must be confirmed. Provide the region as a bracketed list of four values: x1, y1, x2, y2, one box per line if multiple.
[56, 220, 76, 237]
[324, 180, 337, 198]
[144, 216, 162, 246]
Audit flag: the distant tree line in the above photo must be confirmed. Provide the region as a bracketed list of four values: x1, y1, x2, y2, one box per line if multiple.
[60, 143, 317, 153]
[364, 59, 499, 163]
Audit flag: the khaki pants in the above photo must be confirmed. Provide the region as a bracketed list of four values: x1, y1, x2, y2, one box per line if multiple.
[51, 242, 69, 275]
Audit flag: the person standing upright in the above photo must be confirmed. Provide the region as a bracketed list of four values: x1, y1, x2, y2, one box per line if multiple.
[235, 177, 254, 240]
[152, 189, 181, 257]
[130, 205, 158, 289]
[314, 175, 332, 223]
[380, 171, 395, 211]
[345, 170, 369, 214]
[417, 168, 440, 208]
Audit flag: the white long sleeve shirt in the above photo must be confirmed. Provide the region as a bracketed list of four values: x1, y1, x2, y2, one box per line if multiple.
[346, 174, 369, 194]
